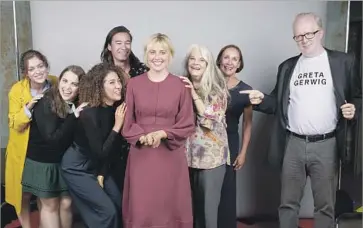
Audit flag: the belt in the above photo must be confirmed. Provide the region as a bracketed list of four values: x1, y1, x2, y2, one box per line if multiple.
[288, 130, 335, 142]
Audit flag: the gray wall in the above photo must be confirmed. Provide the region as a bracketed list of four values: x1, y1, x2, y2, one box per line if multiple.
[0, 1, 32, 183]
[2, 0, 351, 218]
[28, 2, 328, 218]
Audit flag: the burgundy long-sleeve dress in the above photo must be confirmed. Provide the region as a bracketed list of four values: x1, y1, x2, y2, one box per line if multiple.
[121, 73, 195, 228]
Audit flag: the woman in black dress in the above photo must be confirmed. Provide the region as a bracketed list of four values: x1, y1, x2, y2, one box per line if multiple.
[61, 63, 127, 228]
[216, 45, 253, 228]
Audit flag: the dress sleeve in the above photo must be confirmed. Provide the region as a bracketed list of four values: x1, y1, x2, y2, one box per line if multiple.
[121, 80, 146, 146]
[163, 85, 195, 150]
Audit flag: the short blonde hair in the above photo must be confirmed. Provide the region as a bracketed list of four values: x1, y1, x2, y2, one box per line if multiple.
[143, 33, 175, 66]
[294, 12, 323, 29]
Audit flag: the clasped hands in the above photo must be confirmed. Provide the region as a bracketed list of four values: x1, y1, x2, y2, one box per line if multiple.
[139, 130, 167, 148]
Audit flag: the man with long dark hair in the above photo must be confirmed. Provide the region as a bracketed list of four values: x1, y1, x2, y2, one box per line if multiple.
[100, 26, 148, 195]
[101, 26, 148, 78]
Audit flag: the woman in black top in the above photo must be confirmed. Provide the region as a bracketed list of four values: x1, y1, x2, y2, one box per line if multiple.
[100, 25, 149, 192]
[216, 45, 253, 228]
[21, 65, 87, 228]
[61, 63, 126, 228]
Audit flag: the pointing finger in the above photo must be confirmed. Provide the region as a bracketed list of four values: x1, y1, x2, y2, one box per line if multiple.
[239, 90, 254, 94]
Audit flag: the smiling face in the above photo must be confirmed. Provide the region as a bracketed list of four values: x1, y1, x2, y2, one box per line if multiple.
[26, 57, 49, 84]
[108, 32, 132, 62]
[219, 47, 241, 77]
[188, 48, 207, 82]
[103, 71, 122, 105]
[146, 42, 170, 73]
[58, 71, 80, 102]
[293, 14, 324, 57]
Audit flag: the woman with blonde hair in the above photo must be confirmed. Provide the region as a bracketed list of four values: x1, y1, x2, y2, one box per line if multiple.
[122, 33, 195, 228]
[180, 44, 229, 228]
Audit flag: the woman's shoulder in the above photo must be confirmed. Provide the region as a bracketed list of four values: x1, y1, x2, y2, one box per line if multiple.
[238, 80, 252, 90]
[81, 105, 98, 115]
[9, 79, 28, 94]
[166, 73, 185, 87]
[40, 90, 53, 103]
[47, 75, 58, 85]
[128, 72, 147, 86]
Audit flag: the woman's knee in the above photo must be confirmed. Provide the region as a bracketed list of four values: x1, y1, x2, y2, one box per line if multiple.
[40, 198, 60, 212]
[60, 196, 72, 211]
[102, 201, 118, 221]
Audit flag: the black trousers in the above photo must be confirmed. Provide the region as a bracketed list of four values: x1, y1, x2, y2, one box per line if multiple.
[218, 164, 237, 228]
[218, 133, 239, 228]
[61, 144, 121, 228]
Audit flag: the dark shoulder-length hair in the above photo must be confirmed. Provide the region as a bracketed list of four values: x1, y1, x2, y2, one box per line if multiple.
[20, 49, 50, 78]
[216, 44, 244, 73]
[78, 63, 127, 107]
[46, 65, 85, 118]
[100, 25, 142, 67]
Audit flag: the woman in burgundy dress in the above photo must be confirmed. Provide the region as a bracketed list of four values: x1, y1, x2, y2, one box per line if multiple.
[121, 33, 195, 228]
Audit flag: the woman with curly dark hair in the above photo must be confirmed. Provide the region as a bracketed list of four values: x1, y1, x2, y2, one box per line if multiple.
[61, 63, 127, 228]
[21, 65, 87, 228]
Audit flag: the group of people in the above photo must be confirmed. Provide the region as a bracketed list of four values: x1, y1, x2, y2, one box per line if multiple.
[4, 11, 361, 228]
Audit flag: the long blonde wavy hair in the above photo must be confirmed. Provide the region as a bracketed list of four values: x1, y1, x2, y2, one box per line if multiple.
[184, 44, 229, 101]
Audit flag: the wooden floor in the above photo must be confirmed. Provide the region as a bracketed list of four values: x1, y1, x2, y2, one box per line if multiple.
[4, 211, 314, 228]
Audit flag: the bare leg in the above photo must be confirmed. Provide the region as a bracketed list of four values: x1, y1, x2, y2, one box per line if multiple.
[18, 193, 32, 228]
[37, 198, 43, 228]
[39, 197, 60, 228]
[59, 196, 73, 228]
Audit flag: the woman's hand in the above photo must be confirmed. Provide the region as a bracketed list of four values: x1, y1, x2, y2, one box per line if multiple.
[26, 94, 44, 110]
[74, 102, 88, 118]
[97, 175, 104, 188]
[113, 102, 127, 132]
[149, 130, 167, 148]
[233, 153, 246, 170]
[139, 130, 167, 148]
[179, 76, 199, 99]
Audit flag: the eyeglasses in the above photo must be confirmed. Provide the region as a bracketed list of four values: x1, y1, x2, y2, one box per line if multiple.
[293, 30, 320, 42]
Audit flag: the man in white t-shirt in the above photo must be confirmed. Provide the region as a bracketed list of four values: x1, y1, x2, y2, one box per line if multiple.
[241, 13, 361, 228]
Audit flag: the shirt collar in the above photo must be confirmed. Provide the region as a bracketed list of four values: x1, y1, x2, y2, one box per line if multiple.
[30, 79, 51, 97]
